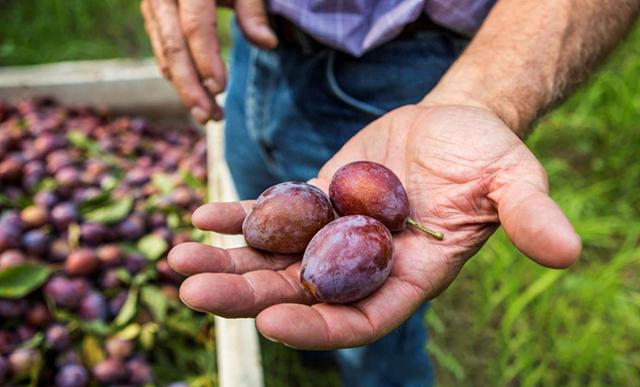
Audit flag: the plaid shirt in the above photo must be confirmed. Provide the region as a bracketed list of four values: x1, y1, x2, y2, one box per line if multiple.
[267, 0, 496, 56]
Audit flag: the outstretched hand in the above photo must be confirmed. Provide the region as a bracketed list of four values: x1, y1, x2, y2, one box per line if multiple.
[168, 103, 581, 350]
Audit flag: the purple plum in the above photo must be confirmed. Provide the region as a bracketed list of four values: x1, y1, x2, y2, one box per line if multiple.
[301, 215, 394, 304]
[242, 182, 334, 254]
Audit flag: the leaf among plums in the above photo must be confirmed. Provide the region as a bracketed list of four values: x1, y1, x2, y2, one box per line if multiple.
[82, 195, 134, 225]
[141, 286, 168, 323]
[137, 235, 168, 261]
[113, 288, 138, 328]
[0, 264, 51, 298]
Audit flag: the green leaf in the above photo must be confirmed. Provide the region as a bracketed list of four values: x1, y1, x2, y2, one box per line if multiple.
[0, 264, 51, 298]
[0, 193, 12, 206]
[82, 195, 133, 225]
[78, 190, 112, 213]
[68, 223, 81, 249]
[118, 242, 140, 256]
[139, 322, 159, 350]
[137, 234, 168, 261]
[115, 323, 141, 340]
[82, 335, 105, 367]
[20, 332, 44, 349]
[181, 170, 204, 190]
[152, 172, 175, 195]
[115, 267, 132, 284]
[141, 286, 168, 322]
[167, 213, 181, 229]
[100, 175, 118, 191]
[34, 177, 58, 193]
[501, 270, 563, 337]
[67, 130, 92, 148]
[79, 320, 110, 336]
[113, 287, 138, 327]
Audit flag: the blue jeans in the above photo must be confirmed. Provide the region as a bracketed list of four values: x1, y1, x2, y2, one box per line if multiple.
[225, 22, 466, 387]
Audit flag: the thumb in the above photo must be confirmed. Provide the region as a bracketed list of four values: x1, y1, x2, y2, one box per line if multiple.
[235, 0, 278, 49]
[496, 180, 582, 268]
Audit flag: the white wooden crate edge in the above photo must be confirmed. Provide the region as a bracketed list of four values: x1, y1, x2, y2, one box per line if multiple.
[207, 120, 264, 387]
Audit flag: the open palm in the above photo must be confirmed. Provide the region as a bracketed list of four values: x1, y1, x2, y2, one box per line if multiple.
[168, 104, 581, 350]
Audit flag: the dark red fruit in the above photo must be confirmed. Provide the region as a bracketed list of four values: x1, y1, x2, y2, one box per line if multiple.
[25, 303, 52, 327]
[330, 161, 444, 239]
[126, 357, 153, 384]
[55, 166, 80, 188]
[156, 258, 183, 284]
[0, 355, 7, 384]
[55, 363, 89, 387]
[0, 299, 27, 319]
[301, 215, 394, 304]
[44, 277, 88, 309]
[8, 348, 39, 375]
[22, 229, 50, 255]
[100, 269, 122, 290]
[105, 338, 134, 359]
[34, 190, 59, 208]
[0, 158, 22, 181]
[46, 324, 71, 351]
[51, 202, 78, 230]
[116, 215, 145, 240]
[242, 182, 334, 254]
[49, 239, 71, 262]
[93, 358, 128, 384]
[96, 244, 121, 266]
[124, 253, 146, 275]
[65, 248, 98, 276]
[77, 291, 107, 321]
[80, 223, 110, 245]
[20, 205, 49, 228]
[0, 249, 27, 269]
[329, 161, 409, 232]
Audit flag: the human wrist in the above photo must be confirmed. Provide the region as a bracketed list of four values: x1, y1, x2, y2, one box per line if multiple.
[419, 64, 538, 138]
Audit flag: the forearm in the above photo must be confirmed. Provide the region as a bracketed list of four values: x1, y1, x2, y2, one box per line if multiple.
[422, 0, 640, 137]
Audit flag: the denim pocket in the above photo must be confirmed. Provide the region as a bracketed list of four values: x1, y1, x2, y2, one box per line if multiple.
[325, 50, 387, 117]
[326, 30, 468, 116]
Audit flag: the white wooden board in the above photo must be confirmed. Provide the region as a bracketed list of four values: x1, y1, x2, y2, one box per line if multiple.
[207, 120, 264, 387]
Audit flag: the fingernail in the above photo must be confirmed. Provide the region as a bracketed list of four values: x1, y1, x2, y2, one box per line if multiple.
[262, 333, 280, 343]
[190, 106, 210, 124]
[203, 78, 222, 95]
[259, 25, 279, 48]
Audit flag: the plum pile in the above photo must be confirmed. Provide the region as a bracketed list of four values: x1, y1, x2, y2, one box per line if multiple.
[0, 97, 213, 386]
[243, 161, 444, 304]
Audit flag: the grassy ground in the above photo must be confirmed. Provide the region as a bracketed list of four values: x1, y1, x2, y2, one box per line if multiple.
[2, 2, 639, 386]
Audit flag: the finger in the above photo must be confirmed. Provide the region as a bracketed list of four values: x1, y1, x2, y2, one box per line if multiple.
[497, 180, 582, 268]
[141, 0, 170, 78]
[150, 0, 215, 123]
[256, 276, 426, 350]
[191, 201, 254, 233]
[179, 264, 314, 317]
[168, 242, 299, 275]
[235, 0, 278, 49]
[178, 0, 227, 96]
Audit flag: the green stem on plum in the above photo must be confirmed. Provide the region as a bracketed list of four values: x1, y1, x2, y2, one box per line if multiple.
[407, 218, 445, 240]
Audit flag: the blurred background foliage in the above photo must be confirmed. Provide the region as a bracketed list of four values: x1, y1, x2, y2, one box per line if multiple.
[1, 1, 639, 386]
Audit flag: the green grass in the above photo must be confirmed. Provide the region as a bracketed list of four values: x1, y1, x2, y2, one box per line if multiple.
[0, 0, 232, 66]
[2, 2, 640, 386]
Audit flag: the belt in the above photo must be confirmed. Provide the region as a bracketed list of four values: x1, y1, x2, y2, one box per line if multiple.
[269, 13, 459, 55]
